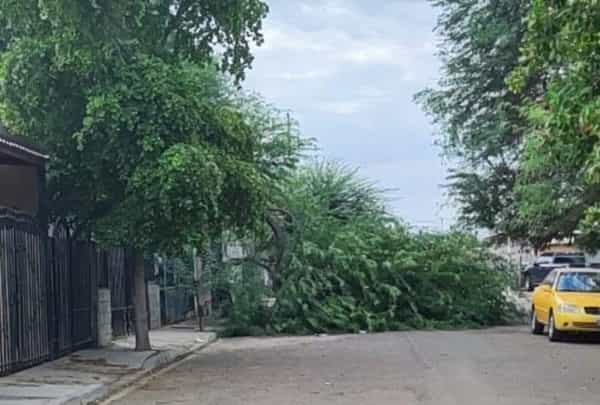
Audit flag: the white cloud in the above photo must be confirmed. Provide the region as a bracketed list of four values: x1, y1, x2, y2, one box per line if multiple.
[261, 25, 406, 63]
[255, 23, 430, 80]
[278, 70, 332, 81]
[318, 101, 364, 115]
[259, 26, 330, 52]
[423, 40, 436, 53]
[300, 0, 351, 16]
[356, 86, 388, 99]
[343, 44, 397, 65]
[312, 87, 390, 116]
[401, 71, 417, 82]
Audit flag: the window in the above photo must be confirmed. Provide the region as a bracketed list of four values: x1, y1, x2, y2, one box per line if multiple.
[557, 272, 600, 292]
[554, 256, 585, 265]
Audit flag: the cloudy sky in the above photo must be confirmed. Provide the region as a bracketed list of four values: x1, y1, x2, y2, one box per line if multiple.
[245, 0, 453, 229]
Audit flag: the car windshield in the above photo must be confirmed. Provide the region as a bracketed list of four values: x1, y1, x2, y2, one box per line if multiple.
[556, 272, 600, 292]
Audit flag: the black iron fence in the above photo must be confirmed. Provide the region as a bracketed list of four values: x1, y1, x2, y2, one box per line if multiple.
[99, 248, 134, 337]
[48, 229, 100, 358]
[0, 208, 134, 376]
[0, 209, 49, 376]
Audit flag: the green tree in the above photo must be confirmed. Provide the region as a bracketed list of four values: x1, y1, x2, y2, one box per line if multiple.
[0, 0, 270, 350]
[0, 0, 268, 81]
[416, 0, 537, 243]
[509, 0, 600, 250]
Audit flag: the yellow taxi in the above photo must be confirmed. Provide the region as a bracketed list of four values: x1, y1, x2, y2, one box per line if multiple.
[531, 268, 600, 341]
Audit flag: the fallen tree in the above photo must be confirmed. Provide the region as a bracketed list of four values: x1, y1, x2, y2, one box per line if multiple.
[219, 162, 519, 336]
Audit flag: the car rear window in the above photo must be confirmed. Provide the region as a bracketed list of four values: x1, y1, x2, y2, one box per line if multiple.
[554, 256, 585, 264]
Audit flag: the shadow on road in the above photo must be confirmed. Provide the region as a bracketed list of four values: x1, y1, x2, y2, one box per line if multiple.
[552, 333, 600, 345]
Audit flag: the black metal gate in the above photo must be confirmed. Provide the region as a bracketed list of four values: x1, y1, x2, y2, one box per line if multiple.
[48, 224, 99, 357]
[98, 247, 134, 337]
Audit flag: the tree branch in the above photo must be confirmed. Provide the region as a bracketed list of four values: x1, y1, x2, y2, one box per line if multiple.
[165, 0, 193, 43]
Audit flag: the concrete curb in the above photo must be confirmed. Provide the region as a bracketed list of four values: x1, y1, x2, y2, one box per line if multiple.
[68, 333, 217, 405]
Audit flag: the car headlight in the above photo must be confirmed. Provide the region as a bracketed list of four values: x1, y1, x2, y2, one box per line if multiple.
[558, 303, 583, 314]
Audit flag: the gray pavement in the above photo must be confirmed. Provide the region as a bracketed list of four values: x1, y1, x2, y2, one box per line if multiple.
[111, 327, 600, 405]
[0, 326, 216, 405]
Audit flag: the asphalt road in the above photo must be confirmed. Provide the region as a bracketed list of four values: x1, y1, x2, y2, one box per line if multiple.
[110, 327, 600, 405]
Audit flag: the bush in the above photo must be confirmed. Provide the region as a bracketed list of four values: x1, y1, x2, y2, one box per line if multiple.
[214, 261, 274, 337]
[270, 221, 517, 334]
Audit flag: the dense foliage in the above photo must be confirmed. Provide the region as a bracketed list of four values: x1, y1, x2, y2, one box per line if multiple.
[0, 0, 278, 253]
[416, 0, 535, 243]
[221, 163, 518, 336]
[419, 0, 600, 252]
[215, 260, 272, 337]
[0, 0, 268, 81]
[274, 223, 514, 334]
[509, 0, 600, 250]
[0, 0, 282, 349]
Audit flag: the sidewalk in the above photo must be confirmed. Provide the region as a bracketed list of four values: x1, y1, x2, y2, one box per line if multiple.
[0, 323, 217, 405]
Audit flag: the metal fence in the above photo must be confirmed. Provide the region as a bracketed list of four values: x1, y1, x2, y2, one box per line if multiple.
[0, 208, 135, 376]
[98, 248, 134, 337]
[0, 209, 50, 376]
[161, 286, 194, 325]
[158, 258, 195, 325]
[46, 223, 101, 359]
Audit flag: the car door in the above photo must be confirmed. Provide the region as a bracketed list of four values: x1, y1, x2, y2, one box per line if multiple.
[536, 270, 557, 322]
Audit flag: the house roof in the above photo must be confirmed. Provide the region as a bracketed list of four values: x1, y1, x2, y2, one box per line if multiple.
[0, 125, 48, 166]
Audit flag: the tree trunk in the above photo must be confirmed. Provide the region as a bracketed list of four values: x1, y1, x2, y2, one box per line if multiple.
[193, 250, 204, 331]
[265, 211, 288, 291]
[134, 250, 151, 351]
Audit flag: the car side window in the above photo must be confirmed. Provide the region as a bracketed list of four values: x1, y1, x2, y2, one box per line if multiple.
[542, 270, 557, 286]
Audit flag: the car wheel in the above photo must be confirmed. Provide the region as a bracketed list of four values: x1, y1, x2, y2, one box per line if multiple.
[531, 308, 544, 335]
[548, 312, 562, 342]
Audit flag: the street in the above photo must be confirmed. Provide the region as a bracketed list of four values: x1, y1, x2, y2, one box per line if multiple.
[109, 327, 600, 405]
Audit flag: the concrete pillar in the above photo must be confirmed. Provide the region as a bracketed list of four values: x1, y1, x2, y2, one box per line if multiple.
[147, 282, 161, 330]
[97, 288, 112, 347]
[195, 255, 213, 310]
[193, 253, 213, 330]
